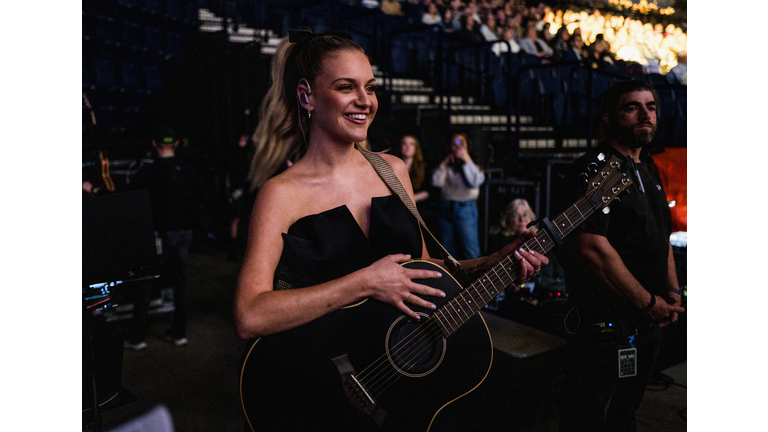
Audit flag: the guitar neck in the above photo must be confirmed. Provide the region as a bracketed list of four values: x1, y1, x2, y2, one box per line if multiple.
[431, 194, 598, 337]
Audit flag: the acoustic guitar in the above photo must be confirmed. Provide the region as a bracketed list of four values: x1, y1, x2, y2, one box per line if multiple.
[240, 153, 632, 431]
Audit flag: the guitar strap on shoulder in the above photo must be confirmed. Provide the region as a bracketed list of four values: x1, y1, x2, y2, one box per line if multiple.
[356, 143, 471, 287]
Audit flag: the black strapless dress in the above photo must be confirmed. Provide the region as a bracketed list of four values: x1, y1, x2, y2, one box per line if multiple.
[273, 194, 422, 291]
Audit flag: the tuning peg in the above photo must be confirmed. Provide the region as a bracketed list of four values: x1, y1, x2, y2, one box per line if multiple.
[588, 162, 598, 174]
[597, 152, 605, 162]
[578, 173, 589, 183]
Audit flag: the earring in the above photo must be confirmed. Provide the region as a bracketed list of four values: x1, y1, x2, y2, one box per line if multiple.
[308, 110, 311, 119]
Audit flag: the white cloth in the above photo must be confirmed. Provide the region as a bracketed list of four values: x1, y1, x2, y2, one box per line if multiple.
[492, 38, 521, 56]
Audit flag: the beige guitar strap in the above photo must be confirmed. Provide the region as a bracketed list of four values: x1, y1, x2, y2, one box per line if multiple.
[356, 144, 470, 287]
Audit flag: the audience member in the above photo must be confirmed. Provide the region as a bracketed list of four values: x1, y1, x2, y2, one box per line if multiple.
[488, 198, 564, 287]
[666, 50, 686, 85]
[431, 132, 485, 260]
[391, 134, 430, 203]
[479, 13, 500, 41]
[381, 0, 404, 16]
[586, 37, 615, 69]
[487, 198, 536, 254]
[539, 21, 555, 47]
[454, 13, 485, 44]
[562, 33, 585, 62]
[519, 25, 553, 59]
[492, 25, 522, 56]
[551, 26, 571, 61]
[421, 2, 443, 25]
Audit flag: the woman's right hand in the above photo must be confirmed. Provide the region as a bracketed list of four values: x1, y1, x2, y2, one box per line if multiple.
[363, 254, 446, 321]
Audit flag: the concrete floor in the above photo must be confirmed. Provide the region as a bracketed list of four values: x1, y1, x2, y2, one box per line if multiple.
[87, 241, 686, 432]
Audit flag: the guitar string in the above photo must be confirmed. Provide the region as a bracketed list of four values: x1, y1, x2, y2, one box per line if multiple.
[358, 197, 601, 397]
[354, 192, 614, 400]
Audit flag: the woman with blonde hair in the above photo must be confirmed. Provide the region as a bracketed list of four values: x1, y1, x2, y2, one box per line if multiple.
[234, 30, 546, 430]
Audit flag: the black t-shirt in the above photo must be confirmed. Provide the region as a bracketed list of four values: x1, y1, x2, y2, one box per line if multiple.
[560, 144, 672, 325]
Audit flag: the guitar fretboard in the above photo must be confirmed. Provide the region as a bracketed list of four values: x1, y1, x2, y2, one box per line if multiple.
[430, 194, 599, 337]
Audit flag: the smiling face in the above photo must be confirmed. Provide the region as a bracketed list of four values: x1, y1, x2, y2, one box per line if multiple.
[308, 50, 377, 146]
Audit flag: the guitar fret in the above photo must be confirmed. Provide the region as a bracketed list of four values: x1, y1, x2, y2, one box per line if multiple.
[573, 202, 585, 220]
[432, 312, 451, 337]
[445, 303, 462, 330]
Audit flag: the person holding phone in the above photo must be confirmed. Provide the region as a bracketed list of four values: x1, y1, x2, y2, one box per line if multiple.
[431, 132, 485, 260]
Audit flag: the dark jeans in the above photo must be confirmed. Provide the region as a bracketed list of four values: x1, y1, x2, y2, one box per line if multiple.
[126, 229, 193, 342]
[559, 325, 663, 432]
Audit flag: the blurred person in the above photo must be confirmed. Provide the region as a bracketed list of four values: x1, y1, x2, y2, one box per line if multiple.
[487, 198, 536, 254]
[492, 25, 522, 56]
[421, 2, 443, 25]
[479, 13, 499, 41]
[562, 33, 585, 62]
[539, 21, 555, 47]
[454, 12, 485, 44]
[125, 126, 207, 349]
[551, 25, 571, 61]
[380, 0, 403, 16]
[586, 37, 615, 69]
[666, 50, 687, 85]
[558, 80, 685, 432]
[391, 134, 429, 203]
[431, 132, 485, 260]
[519, 25, 553, 59]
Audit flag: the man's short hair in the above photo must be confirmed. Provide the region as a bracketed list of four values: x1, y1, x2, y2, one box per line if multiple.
[599, 80, 659, 116]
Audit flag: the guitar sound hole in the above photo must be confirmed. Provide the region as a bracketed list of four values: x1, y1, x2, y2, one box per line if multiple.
[386, 314, 446, 377]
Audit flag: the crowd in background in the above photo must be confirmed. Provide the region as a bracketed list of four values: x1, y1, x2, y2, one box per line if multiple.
[370, 0, 687, 75]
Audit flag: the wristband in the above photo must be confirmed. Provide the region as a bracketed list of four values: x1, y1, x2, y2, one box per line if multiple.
[668, 288, 681, 295]
[642, 292, 656, 312]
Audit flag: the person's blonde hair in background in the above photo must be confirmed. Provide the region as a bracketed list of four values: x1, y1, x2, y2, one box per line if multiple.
[498, 198, 537, 238]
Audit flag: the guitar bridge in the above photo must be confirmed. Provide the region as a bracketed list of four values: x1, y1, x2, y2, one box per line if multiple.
[332, 354, 387, 426]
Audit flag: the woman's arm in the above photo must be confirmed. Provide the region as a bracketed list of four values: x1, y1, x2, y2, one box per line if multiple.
[233, 168, 445, 340]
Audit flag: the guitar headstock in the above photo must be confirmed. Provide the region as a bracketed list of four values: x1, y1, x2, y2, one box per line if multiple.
[581, 153, 633, 213]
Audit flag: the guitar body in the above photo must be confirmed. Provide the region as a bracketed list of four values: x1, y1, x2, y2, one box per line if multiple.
[240, 261, 493, 432]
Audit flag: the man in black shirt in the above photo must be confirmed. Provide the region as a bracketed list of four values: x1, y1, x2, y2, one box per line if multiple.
[125, 126, 205, 349]
[558, 80, 685, 432]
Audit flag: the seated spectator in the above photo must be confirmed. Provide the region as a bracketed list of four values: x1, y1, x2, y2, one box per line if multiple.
[421, 2, 443, 25]
[519, 25, 553, 59]
[381, 0, 403, 16]
[442, 8, 457, 33]
[479, 13, 499, 41]
[586, 38, 615, 69]
[562, 33, 585, 62]
[539, 22, 555, 47]
[667, 50, 687, 85]
[454, 13, 485, 44]
[492, 26, 521, 56]
[551, 26, 570, 61]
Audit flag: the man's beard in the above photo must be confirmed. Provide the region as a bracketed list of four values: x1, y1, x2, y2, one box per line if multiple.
[616, 122, 657, 148]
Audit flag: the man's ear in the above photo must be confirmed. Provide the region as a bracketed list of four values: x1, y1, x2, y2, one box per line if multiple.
[602, 113, 611, 128]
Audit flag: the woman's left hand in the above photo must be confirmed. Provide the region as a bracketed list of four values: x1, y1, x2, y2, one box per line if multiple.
[486, 231, 548, 287]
